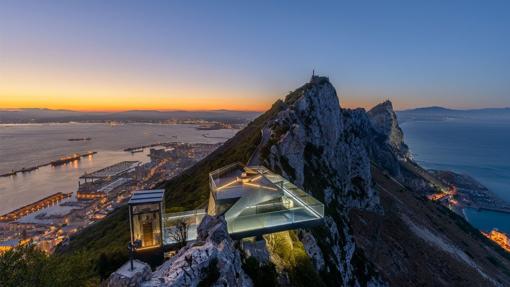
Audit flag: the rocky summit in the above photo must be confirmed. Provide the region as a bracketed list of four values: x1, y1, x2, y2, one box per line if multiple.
[108, 76, 510, 287]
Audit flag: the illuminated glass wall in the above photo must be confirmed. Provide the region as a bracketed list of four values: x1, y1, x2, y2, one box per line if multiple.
[130, 203, 162, 248]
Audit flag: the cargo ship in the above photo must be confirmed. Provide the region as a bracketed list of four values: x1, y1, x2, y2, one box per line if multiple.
[67, 137, 92, 141]
[50, 151, 97, 166]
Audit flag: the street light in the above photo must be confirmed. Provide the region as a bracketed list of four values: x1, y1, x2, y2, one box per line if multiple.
[128, 240, 141, 271]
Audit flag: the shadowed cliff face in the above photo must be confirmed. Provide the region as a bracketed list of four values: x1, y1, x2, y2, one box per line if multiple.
[261, 76, 392, 286]
[257, 77, 510, 286]
[107, 77, 510, 287]
[368, 100, 409, 159]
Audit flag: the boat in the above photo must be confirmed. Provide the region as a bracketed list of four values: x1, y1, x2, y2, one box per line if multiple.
[51, 154, 82, 166]
[20, 166, 38, 173]
[67, 137, 92, 141]
[50, 151, 96, 166]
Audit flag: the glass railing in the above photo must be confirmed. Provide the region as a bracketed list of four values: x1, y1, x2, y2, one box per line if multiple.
[208, 164, 325, 236]
[162, 209, 206, 244]
[259, 169, 324, 218]
[227, 203, 323, 234]
[209, 162, 244, 192]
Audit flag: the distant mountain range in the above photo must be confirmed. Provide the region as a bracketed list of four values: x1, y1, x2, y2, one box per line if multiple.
[0, 108, 261, 124]
[397, 106, 510, 122]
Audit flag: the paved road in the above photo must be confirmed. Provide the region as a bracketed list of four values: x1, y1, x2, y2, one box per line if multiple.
[248, 127, 271, 166]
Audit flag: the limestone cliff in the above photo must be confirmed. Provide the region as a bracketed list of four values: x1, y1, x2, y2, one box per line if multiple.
[109, 76, 510, 287]
[367, 100, 409, 159]
[257, 76, 510, 286]
[261, 76, 391, 286]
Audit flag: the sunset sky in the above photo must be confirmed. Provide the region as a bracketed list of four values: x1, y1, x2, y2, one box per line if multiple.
[1, 1, 509, 112]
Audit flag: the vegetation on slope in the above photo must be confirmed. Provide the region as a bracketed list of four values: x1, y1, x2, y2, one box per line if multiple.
[160, 99, 284, 211]
[265, 231, 326, 287]
[347, 165, 510, 286]
[0, 245, 99, 287]
[0, 100, 285, 286]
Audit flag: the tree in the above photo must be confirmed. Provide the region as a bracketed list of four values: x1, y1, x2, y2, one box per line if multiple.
[168, 218, 189, 249]
[0, 244, 99, 287]
[0, 244, 49, 287]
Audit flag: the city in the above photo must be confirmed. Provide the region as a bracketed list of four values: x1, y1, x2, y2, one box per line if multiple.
[0, 142, 222, 254]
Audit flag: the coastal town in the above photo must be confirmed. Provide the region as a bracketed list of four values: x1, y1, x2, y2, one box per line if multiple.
[419, 168, 510, 252]
[0, 142, 222, 254]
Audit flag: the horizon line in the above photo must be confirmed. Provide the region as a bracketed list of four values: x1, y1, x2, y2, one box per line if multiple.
[2, 104, 510, 113]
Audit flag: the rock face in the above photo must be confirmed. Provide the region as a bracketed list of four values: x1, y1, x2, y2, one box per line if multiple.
[261, 76, 391, 286]
[264, 76, 380, 211]
[108, 260, 152, 287]
[142, 215, 252, 287]
[368, 100, 409, 159]
[298, 230, 325, 272]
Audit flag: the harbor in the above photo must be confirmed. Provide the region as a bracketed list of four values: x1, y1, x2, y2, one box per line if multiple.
[0, 122, 239, 253]
[0, 141, 224, 253]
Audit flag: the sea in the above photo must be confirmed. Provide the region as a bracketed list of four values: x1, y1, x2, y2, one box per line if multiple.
[0, 123, 239, 215]
[400, 118, 510, 234]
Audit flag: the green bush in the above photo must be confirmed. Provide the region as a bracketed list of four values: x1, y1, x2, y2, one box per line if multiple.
[0, 244, 99, 287]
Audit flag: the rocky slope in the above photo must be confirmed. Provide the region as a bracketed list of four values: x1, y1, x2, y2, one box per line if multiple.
[257, 76, 510, 286]
[367, 100, 409, 159]
[130, 216, 253, 287]
[108, 76, 510, 286]
[260, 76, 395, 286]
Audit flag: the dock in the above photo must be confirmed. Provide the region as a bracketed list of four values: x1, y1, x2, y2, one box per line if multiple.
[124, 143, 163, 152]
[80, 161, 140, 182]
[0, 164, 49, 178]
[0, 192, 73, 222]
[0, 151, 97, 178]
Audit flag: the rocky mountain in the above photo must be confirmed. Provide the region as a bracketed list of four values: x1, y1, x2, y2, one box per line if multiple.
[368, 100, 409, 159]
[105, 76, 510, 287]
[257, 76, 510, 286]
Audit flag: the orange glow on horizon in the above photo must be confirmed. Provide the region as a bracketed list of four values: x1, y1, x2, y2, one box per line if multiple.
[1, 93, 409, 113]
[0, 91, 271, 113]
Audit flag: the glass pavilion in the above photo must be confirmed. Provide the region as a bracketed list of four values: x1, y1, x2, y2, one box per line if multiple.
[129, 163, 324, 248]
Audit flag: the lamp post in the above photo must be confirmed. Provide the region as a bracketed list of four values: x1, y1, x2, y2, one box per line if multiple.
[128, 240, 141, 271]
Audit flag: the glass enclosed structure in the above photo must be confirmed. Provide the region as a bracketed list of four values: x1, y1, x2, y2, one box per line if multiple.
[129, 163, 325, 248]
[128, 190, 164, 250]
[162, 209, 206, 245]
[209, 163, 324, 238]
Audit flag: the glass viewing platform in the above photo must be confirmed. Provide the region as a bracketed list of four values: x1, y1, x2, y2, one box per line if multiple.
[208, 163, 324, 238]
[132, 163, 325, 249]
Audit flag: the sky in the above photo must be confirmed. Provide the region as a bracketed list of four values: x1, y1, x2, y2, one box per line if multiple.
[0, 0, 509, 112]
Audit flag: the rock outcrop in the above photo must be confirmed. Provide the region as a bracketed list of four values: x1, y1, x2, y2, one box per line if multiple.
[142, 216, 252, 287]
[260, 76, 390, 286]
[264, 76, 380, 211]
[82, 74, 510, 287]
[368, 100, 409, 159]
[108, 260, 152, 287]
